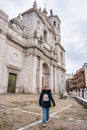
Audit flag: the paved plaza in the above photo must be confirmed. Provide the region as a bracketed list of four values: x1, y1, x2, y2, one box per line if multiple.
[0, 94, 87, 130]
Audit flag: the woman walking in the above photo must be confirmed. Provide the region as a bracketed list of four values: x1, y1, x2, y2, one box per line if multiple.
[39, 85, 55, 127]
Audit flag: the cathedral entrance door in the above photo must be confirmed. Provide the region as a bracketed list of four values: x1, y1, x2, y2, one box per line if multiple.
[7, 73, 17, 93]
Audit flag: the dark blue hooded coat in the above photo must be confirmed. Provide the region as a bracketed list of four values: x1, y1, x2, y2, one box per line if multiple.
[39, 89, 55, 108]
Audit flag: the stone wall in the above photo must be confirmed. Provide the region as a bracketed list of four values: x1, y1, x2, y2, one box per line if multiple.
[0, 2, 66, 94]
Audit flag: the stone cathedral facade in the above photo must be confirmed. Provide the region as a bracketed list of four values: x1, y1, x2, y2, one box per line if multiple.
[0, 1, 66, 94]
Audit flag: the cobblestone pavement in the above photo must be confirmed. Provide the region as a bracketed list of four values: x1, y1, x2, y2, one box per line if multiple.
[0, 94, 87, 130]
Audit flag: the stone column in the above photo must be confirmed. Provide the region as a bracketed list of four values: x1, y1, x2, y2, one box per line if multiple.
[32, 55, 37, 93]
[50, 65, 53, 92]
[54, 66, 57, 93]
[39, 58, 42, 92]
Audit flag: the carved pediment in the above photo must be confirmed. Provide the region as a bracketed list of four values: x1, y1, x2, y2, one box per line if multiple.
[10, 14, 24, 30]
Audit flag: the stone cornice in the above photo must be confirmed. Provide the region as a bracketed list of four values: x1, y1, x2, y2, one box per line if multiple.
[55, 42, 65, 52]
[0, 9, 8, 22]
[25, 44, 57, 62]
[6, 33, 26, 48]
[7, 64, 21, 72]
[0, 28, 6, 36]
[57, 65, 66, 72]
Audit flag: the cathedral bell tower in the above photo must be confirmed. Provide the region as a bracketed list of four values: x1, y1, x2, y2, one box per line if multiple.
[48, 9, 61, 44]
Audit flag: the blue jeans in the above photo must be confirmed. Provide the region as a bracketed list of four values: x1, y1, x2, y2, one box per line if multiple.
[42, 107, 50, 124]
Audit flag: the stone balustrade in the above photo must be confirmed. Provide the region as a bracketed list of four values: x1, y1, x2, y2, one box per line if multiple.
[75, 96, 87, 108]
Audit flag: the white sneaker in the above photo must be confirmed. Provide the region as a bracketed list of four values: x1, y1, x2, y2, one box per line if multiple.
[43, 124, 46, 127]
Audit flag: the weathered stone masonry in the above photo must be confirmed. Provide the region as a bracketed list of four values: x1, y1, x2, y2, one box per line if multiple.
[0, 1, 66, 94]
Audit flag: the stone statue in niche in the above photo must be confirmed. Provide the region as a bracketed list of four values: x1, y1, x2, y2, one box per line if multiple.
[34, 30, 38, 37]
[10, 14, 23, 30]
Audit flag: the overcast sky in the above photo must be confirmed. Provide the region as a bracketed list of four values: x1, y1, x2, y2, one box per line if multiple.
[0, 0, 87, 74]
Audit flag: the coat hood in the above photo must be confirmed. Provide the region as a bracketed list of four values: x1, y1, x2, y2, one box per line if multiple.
[42, 89, 51, 94]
